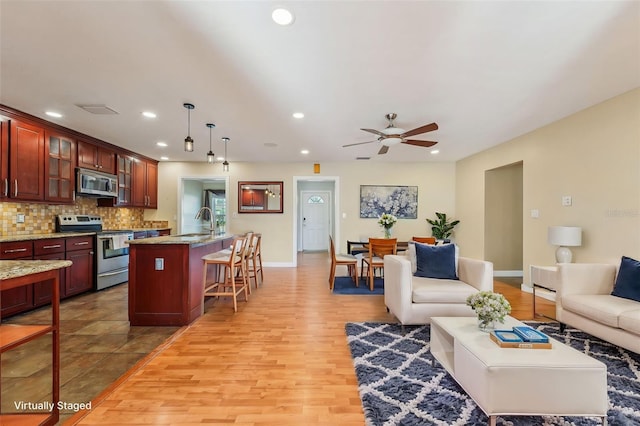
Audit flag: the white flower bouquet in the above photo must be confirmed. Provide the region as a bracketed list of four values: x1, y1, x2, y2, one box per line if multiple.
[466, 291, 511, 330]
[378, 213, 398, 238]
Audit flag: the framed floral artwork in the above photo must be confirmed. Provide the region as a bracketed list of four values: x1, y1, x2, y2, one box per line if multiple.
[359, 185, 418, 219]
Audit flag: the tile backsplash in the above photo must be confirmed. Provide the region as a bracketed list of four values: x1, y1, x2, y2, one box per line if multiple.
[0, 198, 169, 236]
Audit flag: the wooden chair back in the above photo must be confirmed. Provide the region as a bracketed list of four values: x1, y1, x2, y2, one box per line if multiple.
[368, 238, 397, 259]
[412, 236, 436, 245]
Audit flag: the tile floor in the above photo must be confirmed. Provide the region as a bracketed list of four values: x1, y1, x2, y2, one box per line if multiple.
[1, 283, 180, 424]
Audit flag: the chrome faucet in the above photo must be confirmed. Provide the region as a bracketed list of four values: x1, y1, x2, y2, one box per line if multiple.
[195, 207, 215, 234]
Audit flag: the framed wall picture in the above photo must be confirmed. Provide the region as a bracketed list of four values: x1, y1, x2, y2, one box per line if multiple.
[238, 181, 283, 213]
[360, 185, 418, 219]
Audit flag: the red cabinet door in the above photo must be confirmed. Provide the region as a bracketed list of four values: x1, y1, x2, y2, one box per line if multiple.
[9, 119, 45, 201]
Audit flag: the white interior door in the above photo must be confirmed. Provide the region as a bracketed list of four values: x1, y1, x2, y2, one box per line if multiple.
[301, 191, 330, 251]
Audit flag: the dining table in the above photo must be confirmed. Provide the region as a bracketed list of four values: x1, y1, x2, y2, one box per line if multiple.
[346, 240, 409, 255]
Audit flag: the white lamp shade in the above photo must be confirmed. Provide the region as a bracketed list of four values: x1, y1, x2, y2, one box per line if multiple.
[547, 226, 582, 247]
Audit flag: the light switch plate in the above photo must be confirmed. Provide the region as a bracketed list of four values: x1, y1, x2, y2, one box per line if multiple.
[155, 258, 164, 270]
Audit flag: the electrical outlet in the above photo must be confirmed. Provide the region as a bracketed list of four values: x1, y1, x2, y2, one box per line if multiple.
[155, 258, 164, 271]
[16, 214, 25, 223]
[530, 209, 539, 218]
[562, 196, 572, 206]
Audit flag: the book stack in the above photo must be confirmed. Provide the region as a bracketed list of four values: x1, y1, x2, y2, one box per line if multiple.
[489, 326, 552, 349]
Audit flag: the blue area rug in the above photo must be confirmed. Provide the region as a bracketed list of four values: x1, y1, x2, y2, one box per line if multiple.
[345, 322, 640, 425]
[333, 276, 384, 295]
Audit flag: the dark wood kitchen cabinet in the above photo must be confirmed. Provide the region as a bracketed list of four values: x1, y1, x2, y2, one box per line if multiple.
[9, 119, 46, 201]
[0, 119, 8, 199]
[64, 235, 95, 297]
[241, 188, 265, 207]
[132, 158, 157, 208]
[45, 130, 76, 203]
[0, 240, 35, 317]
[33, 238, 66, 305]
[77, 140, 116, 174]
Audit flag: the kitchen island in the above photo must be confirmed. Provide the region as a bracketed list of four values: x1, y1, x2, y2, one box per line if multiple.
[127, 233, 234, 326]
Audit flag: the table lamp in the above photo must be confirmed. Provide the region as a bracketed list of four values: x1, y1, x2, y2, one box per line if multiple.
[547, 226, 582, 263]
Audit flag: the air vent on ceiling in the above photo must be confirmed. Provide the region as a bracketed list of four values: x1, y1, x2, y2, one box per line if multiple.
[356, 157, 371, 160]
[76, 104, 119, 115]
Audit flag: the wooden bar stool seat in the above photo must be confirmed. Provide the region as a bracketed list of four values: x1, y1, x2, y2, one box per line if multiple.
[201, 236, 249, 312]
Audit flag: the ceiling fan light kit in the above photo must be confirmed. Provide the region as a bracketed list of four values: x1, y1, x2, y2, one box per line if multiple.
[183, 103, 195, 152]
[344, 113, 439, 154]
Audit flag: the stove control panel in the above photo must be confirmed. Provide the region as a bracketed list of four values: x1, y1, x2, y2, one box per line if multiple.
[57, 215, 103, 225]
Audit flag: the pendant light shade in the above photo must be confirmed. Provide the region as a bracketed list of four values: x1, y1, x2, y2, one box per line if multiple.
[183, 103, 195, 152]
[222, 137, 230, 171]
[206, 123, 216, 163]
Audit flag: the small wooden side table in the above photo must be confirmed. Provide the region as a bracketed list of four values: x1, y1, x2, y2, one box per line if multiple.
[530, 265, 558, 320]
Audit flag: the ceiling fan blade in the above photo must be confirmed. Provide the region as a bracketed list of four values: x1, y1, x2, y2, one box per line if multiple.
[342, 140, 378, 147]
[361, 128, 386, 137]
[402, 139, 438, 148]
[401, 122, 439, 138]
[378, 145, 389, 155]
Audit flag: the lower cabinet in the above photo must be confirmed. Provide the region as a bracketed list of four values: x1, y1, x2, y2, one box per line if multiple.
[65, 236, 95, 297]
[0, 235, 95, 317]
[0, 241, 35, 317]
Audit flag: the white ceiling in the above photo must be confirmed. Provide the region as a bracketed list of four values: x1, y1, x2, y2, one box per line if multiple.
[1, 1, 638, 164]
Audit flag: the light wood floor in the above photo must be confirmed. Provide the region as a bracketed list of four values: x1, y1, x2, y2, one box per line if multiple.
[67, 252, 539, 425]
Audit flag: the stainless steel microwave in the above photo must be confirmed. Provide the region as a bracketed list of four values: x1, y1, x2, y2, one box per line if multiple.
[76, 168, 117, 197]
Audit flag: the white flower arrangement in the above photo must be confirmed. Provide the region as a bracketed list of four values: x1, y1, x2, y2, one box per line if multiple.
[378, 213, 398, 230]
[466, 291, 512, 326]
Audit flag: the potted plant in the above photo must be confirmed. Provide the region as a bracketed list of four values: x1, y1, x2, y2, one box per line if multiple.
[426, 212, 460, 242]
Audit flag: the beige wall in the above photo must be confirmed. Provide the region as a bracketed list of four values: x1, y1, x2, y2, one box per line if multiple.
[147, 161, 456, 265]
[456, 88, 640, 286]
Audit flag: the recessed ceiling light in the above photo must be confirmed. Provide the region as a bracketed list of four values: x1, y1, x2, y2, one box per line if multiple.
[160, 156, 169, 161]
[301, 149, 309, 155]
[272, 8, 294, 25]
[430, 149, 440, 155]
[292, 112, 304, 119]
[216, 156, 225, 161]
[142, 111, 157, 118]
[156, 142, 167, 147]
[45, 111, 62, 118]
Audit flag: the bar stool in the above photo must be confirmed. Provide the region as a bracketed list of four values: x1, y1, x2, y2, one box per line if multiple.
[201, 236, 249, 312]
[246, 233, 262, 289]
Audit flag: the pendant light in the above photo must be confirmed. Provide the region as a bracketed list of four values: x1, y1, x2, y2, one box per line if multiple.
[206, 123, 216, 163]
[222, 137, 230, 171]
[183, 103, 195, 152]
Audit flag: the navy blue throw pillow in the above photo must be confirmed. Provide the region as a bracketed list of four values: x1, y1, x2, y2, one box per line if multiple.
[611, 256, 640, 302]
[414, 242, 458, 280]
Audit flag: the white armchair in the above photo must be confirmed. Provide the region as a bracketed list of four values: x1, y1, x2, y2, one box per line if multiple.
[384, 254, 493, 325]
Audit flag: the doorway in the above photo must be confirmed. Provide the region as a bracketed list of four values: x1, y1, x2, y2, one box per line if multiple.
[178, 177, 229, 235]
[484, 162, 523, 284]
[293, 177, 340, 261]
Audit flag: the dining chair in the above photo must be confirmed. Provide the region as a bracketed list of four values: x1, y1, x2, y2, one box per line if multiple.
[412, 236, 436, 245]
[201, 236, 249, 312]
[329, 235, 358, 290]
[361, 237, 397, 291]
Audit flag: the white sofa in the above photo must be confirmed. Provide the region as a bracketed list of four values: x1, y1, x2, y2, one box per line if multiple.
[556, 263, 640, 354]
[384, 254, 494, 325]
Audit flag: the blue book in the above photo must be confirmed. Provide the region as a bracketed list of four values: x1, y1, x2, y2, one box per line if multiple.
[512, 326, 549, 343]
[492, 330, 524, 343]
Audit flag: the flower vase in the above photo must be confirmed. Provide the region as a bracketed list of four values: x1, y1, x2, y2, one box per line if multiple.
[384, 227, 392, 239]
[477, 316, 495, 332]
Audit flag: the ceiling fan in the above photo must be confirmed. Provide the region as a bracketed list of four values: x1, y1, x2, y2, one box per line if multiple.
[343, 113, 438, 155]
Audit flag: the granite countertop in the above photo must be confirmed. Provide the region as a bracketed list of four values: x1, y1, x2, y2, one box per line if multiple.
[0, 228, 171, 243]
[0, 259, 73, 280]
[127, 233, 233, 248]
[0, 232, 96, 243]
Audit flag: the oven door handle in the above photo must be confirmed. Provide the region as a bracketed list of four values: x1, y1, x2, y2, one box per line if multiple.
[98, 267, 129, 277]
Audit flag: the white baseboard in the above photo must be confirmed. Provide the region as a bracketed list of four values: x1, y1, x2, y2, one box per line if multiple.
[493, 270, 523, 277]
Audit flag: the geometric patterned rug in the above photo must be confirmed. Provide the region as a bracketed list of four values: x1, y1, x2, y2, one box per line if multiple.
[345, 322, 640, 425]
